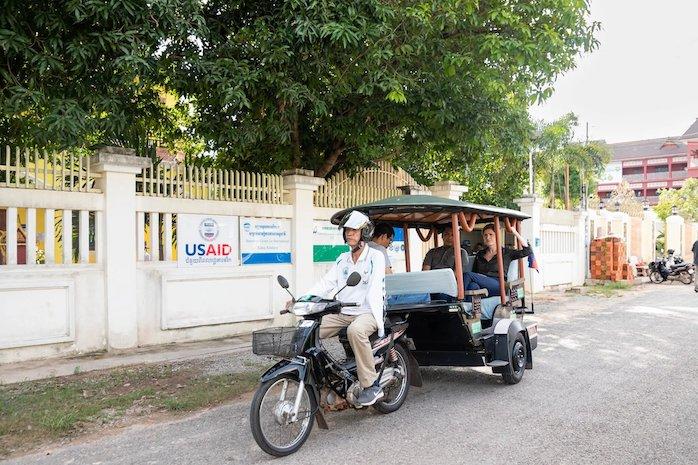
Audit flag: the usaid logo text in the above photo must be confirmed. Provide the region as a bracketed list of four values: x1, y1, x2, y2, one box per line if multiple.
[184, 243, 232, 256]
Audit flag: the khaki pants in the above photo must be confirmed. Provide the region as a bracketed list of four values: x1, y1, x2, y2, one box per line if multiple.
[319, 313, 378, 388]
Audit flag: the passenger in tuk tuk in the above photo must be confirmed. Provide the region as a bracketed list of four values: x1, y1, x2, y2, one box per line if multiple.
[368, 222, 394, 275]
[463, 222, 531, 299]
[422, 226, 469, 273]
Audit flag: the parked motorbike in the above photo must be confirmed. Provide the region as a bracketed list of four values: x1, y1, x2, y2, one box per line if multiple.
[249, 273, 418, 457]
[648, 257, 694, 284]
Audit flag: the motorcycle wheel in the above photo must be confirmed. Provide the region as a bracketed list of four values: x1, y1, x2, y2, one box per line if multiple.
[373, 343, 410, 414]
[249, 374, 315, 457]
[649, 271, 664, 284]
[679, 271, 693, 285]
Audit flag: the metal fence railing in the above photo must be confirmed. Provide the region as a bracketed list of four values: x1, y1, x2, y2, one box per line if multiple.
[0, 146, 101, 193]
[135, 163, 286, 204]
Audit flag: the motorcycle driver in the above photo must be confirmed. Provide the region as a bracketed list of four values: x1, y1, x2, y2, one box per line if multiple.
[306, 210, 386, 406]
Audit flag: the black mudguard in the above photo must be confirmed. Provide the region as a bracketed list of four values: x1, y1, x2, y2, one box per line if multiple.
[259, 360, 328, 430]
[398, 340, 424, 387]
[488, 318, 533, 372]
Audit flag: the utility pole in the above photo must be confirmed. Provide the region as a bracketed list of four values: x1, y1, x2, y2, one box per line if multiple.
[529, 150, 535, 195]
[585, 122, 589, 145]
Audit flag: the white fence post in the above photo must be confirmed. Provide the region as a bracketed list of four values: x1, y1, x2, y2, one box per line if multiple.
[79, 210, 89, 263]
[163, 212, 173, 261]
[665, 213, 685, 255]
[574, 210, 588, 285]
[430, 181, 468, 201]
[44, 208, 55, 264]
[640, 208, 657, 262]
[6, 207, 17, 265]
[515, 196, 543, 293]
[91, 147, 151, 350]
[283, 169, 325, 296]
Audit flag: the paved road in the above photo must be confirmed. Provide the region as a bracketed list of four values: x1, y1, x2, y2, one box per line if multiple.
[8, 285, 698, 465]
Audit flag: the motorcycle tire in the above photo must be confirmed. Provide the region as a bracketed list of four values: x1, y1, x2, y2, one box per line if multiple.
[373, 343, 411, 414]
[250, 374, 316, 457]
[679, 271, 693, 285]
[649, 271, 664, 284]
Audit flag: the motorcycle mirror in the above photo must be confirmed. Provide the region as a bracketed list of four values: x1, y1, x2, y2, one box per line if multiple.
[346, 272, 362, 287]
[277, 275, 290, 289]
[277, 275, 296, 302]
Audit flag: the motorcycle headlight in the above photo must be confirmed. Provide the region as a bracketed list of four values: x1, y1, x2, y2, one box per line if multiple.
[292, 301, 328, 316]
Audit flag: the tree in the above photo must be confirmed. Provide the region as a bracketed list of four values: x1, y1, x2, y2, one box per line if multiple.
[655, 178, 698, 221]
[170, 0, 599, 176]
[0, 0, 204, 151]
[2, 1, 600, 180]
[534, 113, 610, 209]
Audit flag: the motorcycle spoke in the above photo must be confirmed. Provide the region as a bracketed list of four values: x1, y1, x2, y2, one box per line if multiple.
[258, 378, 312, 450]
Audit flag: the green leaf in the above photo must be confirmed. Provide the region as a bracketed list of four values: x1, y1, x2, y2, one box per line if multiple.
[386, 89, 407, 104]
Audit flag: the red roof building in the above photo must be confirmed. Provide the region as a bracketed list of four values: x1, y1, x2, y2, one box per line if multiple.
[598, 119, 698, 205]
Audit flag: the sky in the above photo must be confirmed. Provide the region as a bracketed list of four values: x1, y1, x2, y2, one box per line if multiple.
[528, 0, 698, 145]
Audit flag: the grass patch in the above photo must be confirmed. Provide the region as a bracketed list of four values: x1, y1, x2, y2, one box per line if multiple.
[586, 281, 632, 297]
[0, 364, 262, 459]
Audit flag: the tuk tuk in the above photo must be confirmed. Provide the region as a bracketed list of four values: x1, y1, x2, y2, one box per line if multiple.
[331, 195, 538, 384]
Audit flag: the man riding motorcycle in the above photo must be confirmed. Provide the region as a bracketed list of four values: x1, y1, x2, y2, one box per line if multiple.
[305, 210, 386, 406]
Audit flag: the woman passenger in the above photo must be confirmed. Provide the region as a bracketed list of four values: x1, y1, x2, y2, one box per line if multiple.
[464, 223, 531, 298]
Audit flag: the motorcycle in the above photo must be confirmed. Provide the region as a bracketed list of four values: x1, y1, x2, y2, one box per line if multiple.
[648, 257, 694, 284]
[249, 272, 418, 457]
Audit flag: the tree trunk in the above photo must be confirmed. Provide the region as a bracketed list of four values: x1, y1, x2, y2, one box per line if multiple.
[290, 117, 302, 169]
[314, 141, 344, 178]
[564, 164, 571, 210]
[549, 171, 556, 207]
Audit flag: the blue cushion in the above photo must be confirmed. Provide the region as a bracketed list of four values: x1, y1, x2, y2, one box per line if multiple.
[387, 293, 431, 306]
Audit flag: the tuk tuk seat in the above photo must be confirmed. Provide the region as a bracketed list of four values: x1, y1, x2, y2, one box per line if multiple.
[386, 268, 458, 297]
[462, 261, 521, 319]
[385, 269, 457, 309]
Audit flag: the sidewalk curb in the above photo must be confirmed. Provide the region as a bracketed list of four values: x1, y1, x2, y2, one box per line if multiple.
[0, 336, 253, 385]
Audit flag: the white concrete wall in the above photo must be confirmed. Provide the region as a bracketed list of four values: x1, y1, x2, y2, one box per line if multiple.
[135, 262, 295, 346]
[0, 266, 106, 364]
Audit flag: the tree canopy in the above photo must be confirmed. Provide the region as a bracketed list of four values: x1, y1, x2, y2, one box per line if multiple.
[2, 0, 600, 179]
[655, 178, 698, 222]
[0, 0, 204, 153]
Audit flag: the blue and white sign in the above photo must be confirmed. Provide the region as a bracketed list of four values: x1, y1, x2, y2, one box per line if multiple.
[382, 226, 407, 272]
[240, 217, 292, 264]
[177, 214, 239, 268]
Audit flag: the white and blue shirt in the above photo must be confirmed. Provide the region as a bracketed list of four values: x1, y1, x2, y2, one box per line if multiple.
[308, 244, 386, 336]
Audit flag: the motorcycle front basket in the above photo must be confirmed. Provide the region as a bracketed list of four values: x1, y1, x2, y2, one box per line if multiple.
[252, 327, 304, 358]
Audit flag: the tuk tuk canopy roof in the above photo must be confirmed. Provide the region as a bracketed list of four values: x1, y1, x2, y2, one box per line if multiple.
[330, 195, 530, 228]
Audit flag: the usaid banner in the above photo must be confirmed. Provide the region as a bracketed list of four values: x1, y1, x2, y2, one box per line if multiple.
[240, 217, 292, 264]
[177, 214, 239, 267]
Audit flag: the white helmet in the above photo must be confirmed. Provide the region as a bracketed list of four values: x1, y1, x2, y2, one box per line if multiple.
[338, 210, 374, 243]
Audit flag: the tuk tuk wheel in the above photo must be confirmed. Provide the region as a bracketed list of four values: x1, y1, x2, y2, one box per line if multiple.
[501, 334, 527, 385]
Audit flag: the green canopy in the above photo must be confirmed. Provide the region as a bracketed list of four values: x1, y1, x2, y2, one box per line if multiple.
[330, 195, 530, 228]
